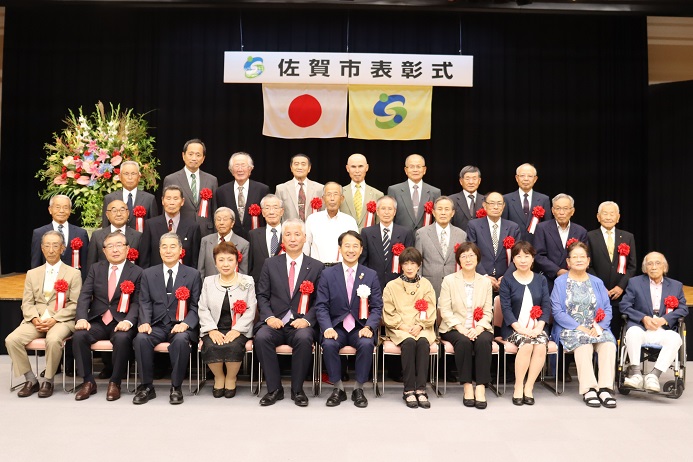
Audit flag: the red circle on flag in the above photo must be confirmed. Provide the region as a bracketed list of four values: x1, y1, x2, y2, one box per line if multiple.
[288, 94, 322, 127]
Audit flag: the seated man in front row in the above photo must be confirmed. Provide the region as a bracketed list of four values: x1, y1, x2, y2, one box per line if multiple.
[133, 232, 201, 405]
[73, 231, 143, 401]
[315, 230, 383, 408]
[620, 251, 688, 392]
[5, 230, 81, 398]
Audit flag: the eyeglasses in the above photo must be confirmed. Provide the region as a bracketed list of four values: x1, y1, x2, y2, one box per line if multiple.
[458, 254, 477, 260]
[484, 202, 503, 208]
[553, 207, 573, 212]
[517, 174, 535, 179]
[645, 261, 664, 267]
[107, 208, 128, 214]
[262, 206, 282, 211]
[51, 205, 71, 211]
[120, 172, 139, 178]
[41, 243, 63, 250]
[104, 243, 126, 251]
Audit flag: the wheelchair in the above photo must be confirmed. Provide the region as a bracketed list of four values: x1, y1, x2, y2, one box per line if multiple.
[616, 314, 686, 399]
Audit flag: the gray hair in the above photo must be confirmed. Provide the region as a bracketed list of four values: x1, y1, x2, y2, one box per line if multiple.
[516, 163, 537, 176]
[119, 160, 141, 173]
[404, 153, 425, 166]
[162, 184, 184, 198]
[598, 201, 620, 214]
[377, 195, 398, 210]
[228, 151, 254, 170]
[642, 252, 669, 274]
[183, 138, 206, 156]
[434, 195, 454, 207]
[260, 194, 284, 208]
[49, 194, 72, 208]
[283, 218, 306, 234]
[214, 206, 236, 222]
[42, 230, 65, 247]
[552, 193, 575, 208]
[459, 165, 481, 178]
[103, 231, 129, 247]
[159, 232, 182, 247]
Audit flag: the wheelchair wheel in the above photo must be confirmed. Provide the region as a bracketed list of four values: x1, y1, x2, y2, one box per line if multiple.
[663, 379, 685, 399]
[617, 386, 631, 395]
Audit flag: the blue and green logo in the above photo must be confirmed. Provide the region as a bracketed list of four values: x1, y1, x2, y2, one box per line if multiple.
[244, 56, 265, 78]
[374, 93, 407, 129]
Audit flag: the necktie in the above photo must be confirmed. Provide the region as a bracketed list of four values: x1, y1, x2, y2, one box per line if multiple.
[127, 192, 134, 216]
[468, 194, 476, 215]
[219, 235, 225, 244]
[288, 261, 296, 295]
[237, 186, 246, 223]
[343, 268, 356, 332]
[166, 269, 174, 295]
[190, 173, 198, 207]
[440, 229, 448, 256]
[57, 224, 65, 241]
[523, 193, 530, 216]
[354, 184, 363, 219]
[168, 218, 173, 232]
[412, 184, 420, 216]
[492, 223, 499, 255]
[298, 182, 306, 221]
[382, 227, 390, 258]
[104, 266, 117, 325]
[270, 228, 279, 255]
[606, 230, 614, 261]
[44, 267, 55, 299]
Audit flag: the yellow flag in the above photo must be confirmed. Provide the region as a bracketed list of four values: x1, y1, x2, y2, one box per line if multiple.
[348, 85, 432, 140]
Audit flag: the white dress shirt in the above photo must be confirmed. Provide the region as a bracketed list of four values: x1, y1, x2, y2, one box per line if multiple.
[518, 189, 533, 208]
[43, 260, 63, 295]
[407, 179, 423, 203]
[52, 220, 69, 244]
[304, 211, 358, 263]
[486, 217, 502, 241]
[350, 181, 368, 209]
[184, 166, 199, 192]
[600, 226, 615, 244]
[435, 222, 451, 250]
[557, 221, 571, 248]
[110, 225, 127, 234]
[650, 278, 663, 316]
[234, 180, 249, 208]
[379, 223, 393, 240]
[122, 187, 138, 204]
[266, 224, 282, 256]
[163, 262, 180, 285]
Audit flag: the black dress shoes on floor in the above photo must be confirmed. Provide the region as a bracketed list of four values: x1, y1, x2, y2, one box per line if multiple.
[523, 395, 535, 405]
[512, 397, 524, 406]
[291, 390, 309, 407]
[132, 385, 156, 405]
[224, 388, 236, 399]
[212, 388, 225, 398]
[259, 388, 284, 406]
[326, 388, 347, 407]
[351, 389, 368, 408]
[169, 387, 184, 405]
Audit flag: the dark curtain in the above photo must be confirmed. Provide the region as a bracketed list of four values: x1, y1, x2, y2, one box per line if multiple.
[1, 6, 651, 278]
[648, 81, 693, 284]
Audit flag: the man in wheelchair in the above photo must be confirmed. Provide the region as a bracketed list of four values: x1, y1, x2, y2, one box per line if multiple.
[619, 252, 687, 393]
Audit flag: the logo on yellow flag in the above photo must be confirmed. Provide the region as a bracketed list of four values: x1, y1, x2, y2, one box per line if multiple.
[374, 94, 407, 129]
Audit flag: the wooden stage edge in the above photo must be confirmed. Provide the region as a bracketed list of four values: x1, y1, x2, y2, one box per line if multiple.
[1, 271, 693, 304]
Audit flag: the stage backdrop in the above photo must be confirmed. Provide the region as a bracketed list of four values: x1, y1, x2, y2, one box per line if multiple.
[2, 5, 670, 280]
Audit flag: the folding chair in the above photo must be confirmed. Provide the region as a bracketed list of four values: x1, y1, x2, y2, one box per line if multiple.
[133, 342, 194, 394]
[256, 342, 319, 396]
[196, 339, 255, 395]
[69, 340, 135, 394]
[9, 337, 71, 393]
[317, 343, 380, 396]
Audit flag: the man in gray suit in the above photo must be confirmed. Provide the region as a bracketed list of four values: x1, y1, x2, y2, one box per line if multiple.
[387, 154, 441, 232]
[275, 153, 323, 222]
[162, 139, 218, 237]
[449, 165, 485, 233]
[339, 153, 384, 231]
[102, 161, 158, 228]
[415, 196, 467, 297]
[198, 207, 249, 278]
[88, 199, 142, 274]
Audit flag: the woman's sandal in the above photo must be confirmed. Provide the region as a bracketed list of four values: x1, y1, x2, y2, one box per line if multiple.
[416, 391, 431, 409]
[403, 391, 419, 409]
[583, 388, 601, 408]
[597, 388, 617, 409]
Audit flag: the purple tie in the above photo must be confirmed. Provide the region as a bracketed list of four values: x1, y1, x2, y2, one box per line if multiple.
[343, 268, 356, 332]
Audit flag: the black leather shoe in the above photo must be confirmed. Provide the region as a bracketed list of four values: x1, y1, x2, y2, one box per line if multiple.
[132, 385, 156, 405]
[169, 387, 184, 405]
[475, 399, 487, 410]
[326, 388, 347, 407]
[463, 398, 476, 407]
[259, 388, 284, 406]
[512, 397, 524, 406]
[224, 388, 236, 399]
[212, 388, 224, 398]
[416, 392, 431, 409]
[351, 389, 368, 408]
[523, 395, 535, 405]
[37, 381, 54, 398]
[17, 381, 39, 398]
[291, 390, 309, 407]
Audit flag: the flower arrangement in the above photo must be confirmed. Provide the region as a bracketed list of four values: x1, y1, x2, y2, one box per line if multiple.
[36, 102, 160, 228]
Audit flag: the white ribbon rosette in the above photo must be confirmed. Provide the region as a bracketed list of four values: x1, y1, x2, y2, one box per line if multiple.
[356, 284, 371, 319]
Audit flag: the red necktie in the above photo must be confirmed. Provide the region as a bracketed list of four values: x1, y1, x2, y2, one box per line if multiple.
[168, 219, 173, 232]
[103, 266, 116, 325]
[288, 261, 296, 295]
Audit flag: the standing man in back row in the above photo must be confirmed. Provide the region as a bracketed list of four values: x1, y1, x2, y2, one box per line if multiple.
[340, 153, 383, 231]
[449, 165, 485, 233]
[502, 163, 552, 244]
[275, 153, 324, 222]
[387, 154, 441, 233]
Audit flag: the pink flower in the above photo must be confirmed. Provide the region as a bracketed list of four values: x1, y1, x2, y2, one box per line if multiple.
[97, 149, 109, 162]
[53, 176, 67, 185]
[66, 171, 76, 178]
[62, 156, 74, 166]
[76, 176, 91, 186]
[111, 155, 123, 166]
[88, 140, 98, 152]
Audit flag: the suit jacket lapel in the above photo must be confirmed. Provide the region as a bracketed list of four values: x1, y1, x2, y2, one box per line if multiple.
[342, 186, 356, 218]
[176, 170, 196, 206]
[427, 226, 445, 259]
[547, 223, 562, 253]
[397, 183, 416, 224]
[416, 183, 433, 222]
[285, 181, 300, 216]
[510, 195, 527, 226]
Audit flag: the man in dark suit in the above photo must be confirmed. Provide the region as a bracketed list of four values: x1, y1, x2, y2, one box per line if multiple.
[467, 192, 521, 291]
[31, 194, 89, 279]
[132, 232, 201, 405]
[533, 193, 588, 291]
[139, 185, 201, 268]
[587, 201, 637, 336]
[450, 165, 485, 233]
[254, 218, 325, 407]
[102, 160, 159, 228]
[315, 231, 383, 408]
[87, 199, 142, 274]
[620, 252, 687, 392]
[216, 151, 270, 240]
[501, 163, 552, 244]
[360, 195, 415, 290]
[73, 231, 143, 401]
[162, 138, 218, 237]
[248, 194, 285, 283]
[387, 154, 441, 232]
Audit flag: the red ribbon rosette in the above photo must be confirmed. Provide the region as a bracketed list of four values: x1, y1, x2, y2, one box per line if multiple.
[279, 243, 286, 255]
[117, 280, 135, 313]
[365, 200, 377, 227]
[592, 308, 605, 335]
[236, 252, 243, 273]
[566, 237, 579, 249]
[297, 280, 314, 315]
[527, 305, 542, 328]
[616, 243, 630, 274]
[423, 201, 434, 226]
[414, 299, 428, 321]
[391, 242, 405, 273]
[664, 295, 678, 314]
[133, 205, 146, 232]
[310, 197, 322, 213]
[54, 279, 69, 311]
[232, 299, 247, 326]
[503, 236, 515, 265]
[127, 248, 139, 263]
[475, 208, 487, 219]
[472, 306, 484, 328]
[70, 238, 83, 269]
[454, 243, 462, 271]
[174, 286, 190, 321]
[179, 248, 186, 265]
[527, 206, 545, 234]
[248, 203, 261, 230]
[197, 188, 213, 218]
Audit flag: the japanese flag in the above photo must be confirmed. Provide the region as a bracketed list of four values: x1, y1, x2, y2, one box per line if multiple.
[262, 84, 347, 139]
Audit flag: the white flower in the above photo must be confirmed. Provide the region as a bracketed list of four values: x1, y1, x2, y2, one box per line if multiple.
[356, 284, 371, 299]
